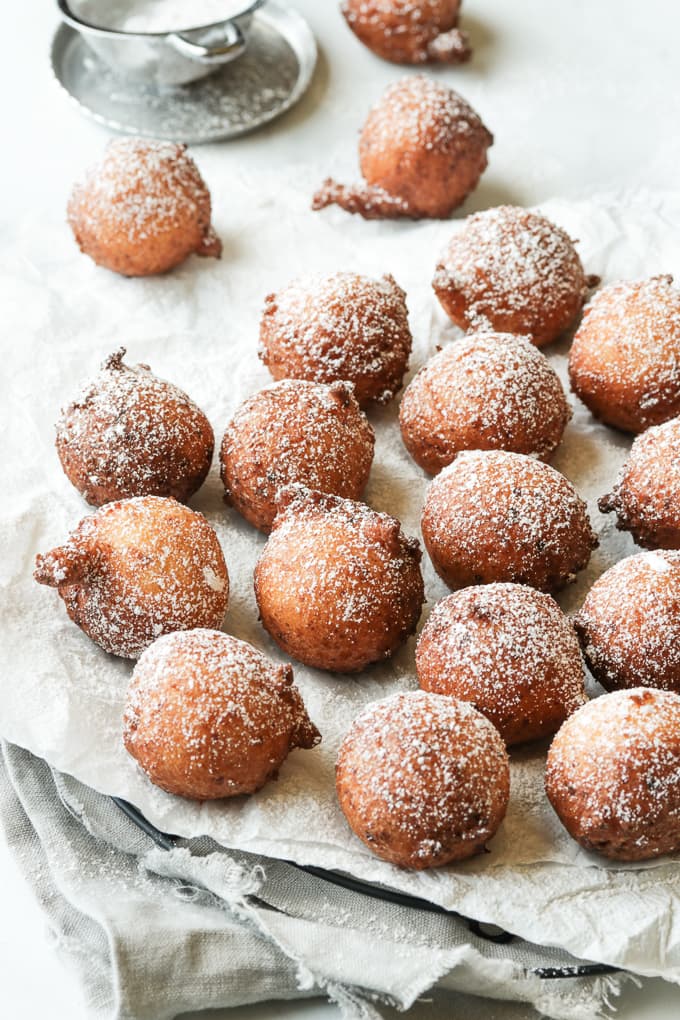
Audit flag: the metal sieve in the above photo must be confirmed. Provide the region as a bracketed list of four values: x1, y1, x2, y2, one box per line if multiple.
[56, 0, 268, 87]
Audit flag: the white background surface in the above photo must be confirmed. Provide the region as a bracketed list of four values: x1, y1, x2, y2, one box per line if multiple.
[2, 0, 680, 1017]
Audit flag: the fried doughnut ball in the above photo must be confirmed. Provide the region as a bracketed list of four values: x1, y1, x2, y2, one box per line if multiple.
[254, 487, 424, 673]
[34, 496, 228, 659]
[569, 276, 680, 433]
[123, 629, 320, 800]
[421, 450, 597, 593]
[341, 0, 471, 65]
[433, 206, 596, 347]
[220, 379, 375, 533]
[599, 416, 680, 549]
[573, 551, 680, 694]
[336, 691, 510, 868]
[259, 272, 412, 407]
[545, 688, 680, 861]
[56, 349, 214, 507]
[68, 138, 222, 277]
[416, 584, 587, 746]
[313, 77, 492, 220]
[399, 332, 571, 474]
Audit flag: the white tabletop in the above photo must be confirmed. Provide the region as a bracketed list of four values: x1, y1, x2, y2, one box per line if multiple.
[3, 0, 680, 1016]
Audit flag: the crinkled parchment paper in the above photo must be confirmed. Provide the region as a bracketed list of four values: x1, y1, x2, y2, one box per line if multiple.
[2, 175, 680, 979]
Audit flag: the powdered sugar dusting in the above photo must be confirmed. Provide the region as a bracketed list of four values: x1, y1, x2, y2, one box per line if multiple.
[399, 331, 571, 471]
[433, 205, 588, 341]
[575, 551, 680, 692]
[124, 628, 319, 797]
[259, 272, 412, 405]
[68, 138, 213, 243]
[546, 689, 680, 856]
[56, 348, 213, 505]
[416, 584, 587, 743]
[362, 74, 490, 155]
[336, 690, 509, 864]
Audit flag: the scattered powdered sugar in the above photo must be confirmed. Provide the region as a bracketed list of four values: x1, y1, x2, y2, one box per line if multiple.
[74, 0, 252, 34]
[336, 690, 508, 862]
[575, 551, 680, 691]
[259, 272, 412, 405]
[68, 138, 212, 243]
[399, 331, 571, 468]
[433, 205, 587, 337]
[546, 689, 680, 843]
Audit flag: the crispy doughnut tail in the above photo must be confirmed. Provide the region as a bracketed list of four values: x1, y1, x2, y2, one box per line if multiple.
[34, 543, 94, 588]
[312, 179, 414, 220]
[197, 225, 222, 259]
[427, 27, 472, 63]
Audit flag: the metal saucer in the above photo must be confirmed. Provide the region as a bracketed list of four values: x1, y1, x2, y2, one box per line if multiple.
[50, 3, 317, 143]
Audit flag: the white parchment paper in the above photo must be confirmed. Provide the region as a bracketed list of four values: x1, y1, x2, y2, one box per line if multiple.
[2, 175, 680, 979]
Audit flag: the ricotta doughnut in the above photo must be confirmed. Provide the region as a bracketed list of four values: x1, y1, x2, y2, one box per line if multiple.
[220, 379, 374, 532]
[421, 450, 597, 593]
[34, 496, 228, 659]
[573, 551, 680, 693]
[259, 272, 412, 406]
[68, 138, 221, 276]
[254, 487, 424, 672]
[433, 206, 596, 347]
[416, 584, 587, 745]
[56, 349, 214, 507]
[313, 77, 491, 219]
[336, 690, 510, 868]
[399, 331, 570, 474]
[569, 276, 680, 432]
[124, 629, 320, 800]
[545, 688, 680, 860]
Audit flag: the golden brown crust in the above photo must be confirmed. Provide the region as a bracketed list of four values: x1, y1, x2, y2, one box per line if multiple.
[124, 629, 320, 800]
[399, 332, 571, 474]
[599, 415, 680, 549]
[421, 450, 597, 593]
[416, 584, 587, 745]
[67, 138, 221, 277]
[568, 276, 680, 433]
[34, 496, 228, 659]
[254, 487, 424, 673]
[433, 206, 594, 347]
[573, 551, 680, 693]
[258, 272, 412, 406]
[545, 688, 680, 861]
[341, 0, 471, 65]
[56, 349, 214, 507]
[336, 691, 509, 868]
[220, 379, 375, 532]
[312, 76, 491, 220]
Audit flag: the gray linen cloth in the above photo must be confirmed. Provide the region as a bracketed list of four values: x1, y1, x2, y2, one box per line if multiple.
[0, 741, 629, 1020]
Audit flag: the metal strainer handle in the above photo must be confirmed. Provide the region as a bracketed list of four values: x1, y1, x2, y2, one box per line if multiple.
[168, 21, 246, 64]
